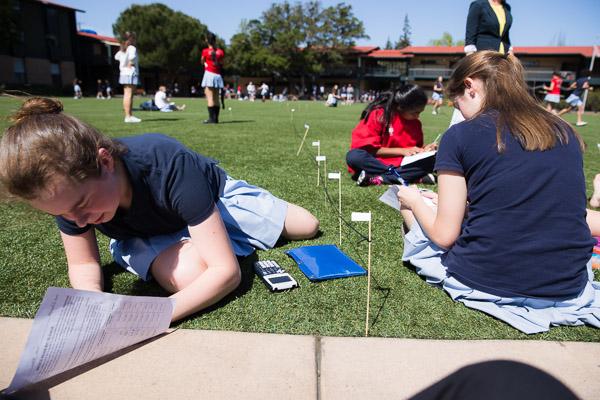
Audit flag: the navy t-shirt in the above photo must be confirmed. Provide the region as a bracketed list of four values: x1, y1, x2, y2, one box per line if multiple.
[435, 112, 593, 299]
[572, 77, 590, 97]
[56, 133, 227, 240]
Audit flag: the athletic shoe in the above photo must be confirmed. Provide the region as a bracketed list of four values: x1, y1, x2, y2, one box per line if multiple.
[576, 121, 588, 126]
[356, 170, 383, 187]
[432, 110, 437, 115]
[419, 173, 437, 185]
[124, 116, 141, 123]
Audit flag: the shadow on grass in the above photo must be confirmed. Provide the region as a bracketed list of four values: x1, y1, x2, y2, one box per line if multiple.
[217, 120, 256, 124]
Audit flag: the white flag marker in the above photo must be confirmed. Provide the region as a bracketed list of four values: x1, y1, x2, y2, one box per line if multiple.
[351, 210, 373, 337]
[329, 171, 343, 245]
[296, 123, 310, 156]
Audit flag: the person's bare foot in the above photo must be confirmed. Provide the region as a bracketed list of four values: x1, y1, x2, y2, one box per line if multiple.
[590, 174, 600, 208]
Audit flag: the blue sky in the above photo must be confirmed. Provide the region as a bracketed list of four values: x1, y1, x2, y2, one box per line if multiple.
[64, 0, 600, 47]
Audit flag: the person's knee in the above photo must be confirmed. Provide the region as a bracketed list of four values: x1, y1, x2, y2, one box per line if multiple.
[283, 204, 320, 239]
[346, 148, 365, 167]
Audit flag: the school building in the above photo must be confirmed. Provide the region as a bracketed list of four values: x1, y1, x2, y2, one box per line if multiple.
[319, 45, 600, 95]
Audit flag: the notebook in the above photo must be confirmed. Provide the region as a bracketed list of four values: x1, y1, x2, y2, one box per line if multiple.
[285, 245, 366, 281]
[400, 150, 436, 166]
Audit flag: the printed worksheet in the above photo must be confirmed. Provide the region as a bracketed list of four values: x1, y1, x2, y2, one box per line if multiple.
[5, 287, 174, 394]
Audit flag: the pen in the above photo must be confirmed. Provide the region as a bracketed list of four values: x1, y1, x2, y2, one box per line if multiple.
[433, 133, 442, 144]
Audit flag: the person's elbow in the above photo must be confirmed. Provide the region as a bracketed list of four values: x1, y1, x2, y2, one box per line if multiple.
[429, 230, 459, 250]
[223, 263, 242, 292]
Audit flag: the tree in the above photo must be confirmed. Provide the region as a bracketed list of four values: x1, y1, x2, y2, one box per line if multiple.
[112, 4, 220, 81]
[395, 14, 411, 49]
[384, 37, 393, 50]
[227, 1, 368, 83]
[428, 32, 464, 47]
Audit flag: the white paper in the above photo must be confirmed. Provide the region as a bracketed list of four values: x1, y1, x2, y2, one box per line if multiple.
[6, 287, 174, 393]
[351, 212, 371, 222]
[328, 172, 341, 180]
[378, 185, 436, 210]
[400, 150, 436, 166]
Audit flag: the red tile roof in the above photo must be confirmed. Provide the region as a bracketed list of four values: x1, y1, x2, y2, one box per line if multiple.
[352, 46, 380, 53]
[36, 0, 85, 12]
[397, 45, 597, 58]
[366, 49, 413, 59]
[78, 31, 119, 45]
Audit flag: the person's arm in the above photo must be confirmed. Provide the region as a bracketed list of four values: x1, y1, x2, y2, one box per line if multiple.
[397, 171, 467, 249]
[464, 1, 481, 54]
[375, 147, 424, 157]
[60, 229, 103, 292]
[169, 207, 241, 322]
[126, 46, 137, 69]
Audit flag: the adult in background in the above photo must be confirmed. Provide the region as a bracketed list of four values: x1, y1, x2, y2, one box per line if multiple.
[451, 0, 513, 125]
[115, 31, 141, 123]
[201, 32, 224, 124]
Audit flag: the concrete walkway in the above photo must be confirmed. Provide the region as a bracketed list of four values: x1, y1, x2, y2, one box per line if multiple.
[1, 317, 599, 399]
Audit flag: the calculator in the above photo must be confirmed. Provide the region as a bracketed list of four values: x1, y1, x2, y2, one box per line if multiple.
[253, 260, 298, 292]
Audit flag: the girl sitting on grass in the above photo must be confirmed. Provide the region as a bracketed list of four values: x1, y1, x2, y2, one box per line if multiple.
[346, 84, 437, 187]
[397, 51, 600, 334]
[0, 98, 319, 323]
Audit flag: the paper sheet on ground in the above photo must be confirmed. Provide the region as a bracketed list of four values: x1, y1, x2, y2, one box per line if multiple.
[400, 150, 436, 166]
[6, 287, 174, 394]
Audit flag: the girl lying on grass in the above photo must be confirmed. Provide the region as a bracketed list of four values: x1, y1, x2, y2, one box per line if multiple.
[0, 98, 319, 323]
[397, 51, 600, 334]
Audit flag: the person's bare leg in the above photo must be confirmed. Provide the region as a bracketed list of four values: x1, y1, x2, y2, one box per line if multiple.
[557, 106, 572, 117]
[123, 85, 133, 118]
[577, 104, 586, 125]
[590, 174, 600, 208]
[281, 203, 319, 240]
[587, 208, 600, 236]
[400, 209, 416, 234]
[204, 87, 214, 107]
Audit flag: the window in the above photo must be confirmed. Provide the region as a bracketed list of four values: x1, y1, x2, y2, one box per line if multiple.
[93, 43, 102, 56]
[14, 58, 25, 83]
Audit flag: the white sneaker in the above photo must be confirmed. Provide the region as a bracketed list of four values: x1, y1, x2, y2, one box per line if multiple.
[575, 121, 587, 127]
[124, 116, 141, 123]
[432, 110, 437, 115]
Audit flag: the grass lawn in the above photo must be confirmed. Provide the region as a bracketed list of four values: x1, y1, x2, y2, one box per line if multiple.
[1, 96, 599, 341]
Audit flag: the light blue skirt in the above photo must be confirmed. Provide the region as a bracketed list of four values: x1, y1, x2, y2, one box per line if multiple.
[109, 177, 288, 280]
[403, 221, 600, 334]
[201, 71, 224, 88]
[119, 73, 139, 86]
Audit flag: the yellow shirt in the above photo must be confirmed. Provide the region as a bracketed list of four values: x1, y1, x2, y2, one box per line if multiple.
[490, 2, 506, 54]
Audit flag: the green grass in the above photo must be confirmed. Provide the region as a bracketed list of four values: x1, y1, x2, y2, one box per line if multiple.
[1, 96, 599, 341]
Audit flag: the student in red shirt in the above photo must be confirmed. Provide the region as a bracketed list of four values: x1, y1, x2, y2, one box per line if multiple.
[201, 32, 225, 124]
[543, 71, 563, 113]
[346, 84, 437, 186]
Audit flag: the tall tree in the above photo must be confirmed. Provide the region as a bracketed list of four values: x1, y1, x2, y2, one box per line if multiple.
[384, 37, 393, 50]
[395, 14, 411, 49]
[113, 4, 220, 81]
[228, 1, 368, 82]
[429, 32, 465, 46]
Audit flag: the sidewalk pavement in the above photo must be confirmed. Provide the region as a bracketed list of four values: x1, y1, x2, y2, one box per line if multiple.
[1, 317, 599, 399]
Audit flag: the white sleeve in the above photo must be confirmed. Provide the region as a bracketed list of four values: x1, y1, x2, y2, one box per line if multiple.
[126, 46, 137, 62]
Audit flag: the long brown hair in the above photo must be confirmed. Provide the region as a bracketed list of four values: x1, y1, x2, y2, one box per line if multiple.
[446, 51, 583, 152]
[0, 97, 127, 200]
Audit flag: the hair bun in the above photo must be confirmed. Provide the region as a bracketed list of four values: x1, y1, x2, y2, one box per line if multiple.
[11, 97, 63, 124]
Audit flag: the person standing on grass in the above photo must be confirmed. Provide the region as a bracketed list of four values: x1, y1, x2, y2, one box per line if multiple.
[201, 32, 224, 124]
[115, 31, 141, 123]
[542, 71, 563, 113]
[450, 0, 513, 126]
[397, 51, 600, 334]
[557, 70, 592, 127]
[0, 98, 319, 323]
[346, 84, 437, 187]
[431, 76, 444, 115]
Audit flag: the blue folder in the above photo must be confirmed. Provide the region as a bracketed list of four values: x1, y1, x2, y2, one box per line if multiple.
[285, 245, 366, 281]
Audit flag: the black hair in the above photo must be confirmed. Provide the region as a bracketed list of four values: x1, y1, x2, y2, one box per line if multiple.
[359, 84, 427, 134]
[206, 32, 219, 67]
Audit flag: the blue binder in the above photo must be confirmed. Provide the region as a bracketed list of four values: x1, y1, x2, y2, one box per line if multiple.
[285, 245, 366, 281]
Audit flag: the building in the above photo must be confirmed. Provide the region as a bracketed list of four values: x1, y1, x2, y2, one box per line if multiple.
[76, 31, 119, 94]
[0, 0, 82, 92]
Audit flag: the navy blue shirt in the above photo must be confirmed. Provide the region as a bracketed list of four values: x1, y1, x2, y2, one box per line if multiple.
[572, 77, 590, 97]
[56, 134, 227, 240]
[435, 113, 593, 299]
